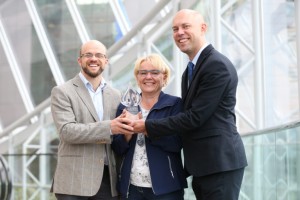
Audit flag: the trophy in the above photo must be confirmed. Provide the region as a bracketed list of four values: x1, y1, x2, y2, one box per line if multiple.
[121, 85, 141, 114]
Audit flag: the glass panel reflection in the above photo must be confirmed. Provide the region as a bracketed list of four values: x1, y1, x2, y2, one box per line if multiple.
[0, 0, 56, 106]
[2, 122, 58, 200]
[0, 42, 27, 127]
[153, 29, 174, 62]
[34, 0, 82, 81]
[75, 1, 118, 47]
[241, 126, 300, 200]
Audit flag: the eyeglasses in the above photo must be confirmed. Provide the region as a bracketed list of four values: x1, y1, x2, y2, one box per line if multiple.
[137, 70, 161, 77]
[80, 53, 106, 59]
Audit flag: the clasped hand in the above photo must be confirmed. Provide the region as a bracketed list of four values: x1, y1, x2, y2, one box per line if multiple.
[110, 109, 147, 136]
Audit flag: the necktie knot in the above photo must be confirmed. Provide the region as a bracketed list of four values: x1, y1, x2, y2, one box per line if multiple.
[188, 62, 194, 85]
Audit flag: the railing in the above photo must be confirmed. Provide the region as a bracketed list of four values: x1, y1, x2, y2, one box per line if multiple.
[0, 97, 56, 200]
[1, 94, 300, 200]
[239, 121, 300, 200]
[0, 98, 50, 140]
[0, 155, 12, 200]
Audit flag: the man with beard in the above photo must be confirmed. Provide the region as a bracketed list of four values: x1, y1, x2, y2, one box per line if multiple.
[50, 40, 132, 200]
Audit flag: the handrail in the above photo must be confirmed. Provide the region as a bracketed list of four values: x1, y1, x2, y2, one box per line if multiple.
[241, 120, 300, 137]
[0, 98, 51, 138]
[0, 155, 12, 200]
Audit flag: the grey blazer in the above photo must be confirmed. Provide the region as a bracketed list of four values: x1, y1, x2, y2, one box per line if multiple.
[50, 74, 121, 197]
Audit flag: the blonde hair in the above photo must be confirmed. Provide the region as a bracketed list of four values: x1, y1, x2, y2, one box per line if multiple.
[133, 54, 171, 86]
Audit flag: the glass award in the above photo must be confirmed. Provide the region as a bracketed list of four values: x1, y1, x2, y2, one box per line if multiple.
[121, 85, 141, 114]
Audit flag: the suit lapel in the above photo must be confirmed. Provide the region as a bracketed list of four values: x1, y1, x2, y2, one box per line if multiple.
[72, 75, 99, 121]
[181, 68, 188, 98]
[102, 85, 112, 120]
[182, 44, 214, 103]
[193, 44, 213, 78]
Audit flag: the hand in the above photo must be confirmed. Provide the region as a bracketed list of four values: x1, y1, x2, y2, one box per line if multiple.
[121, 109, 146, 135]
[114, 110, 146, 135]
[132, 119, 147, 136]
[121, 109, 142, 120]
[120, 109, 143, 141]
[124, 134, 133, 142]
[110, 115, 134, 135]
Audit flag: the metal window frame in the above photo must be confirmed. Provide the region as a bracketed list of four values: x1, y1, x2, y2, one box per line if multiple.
[24, 0, 64, 86]
[0, 18, 34, 113]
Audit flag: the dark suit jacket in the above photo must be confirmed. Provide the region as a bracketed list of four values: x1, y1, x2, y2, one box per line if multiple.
[145, 44, 247, 177]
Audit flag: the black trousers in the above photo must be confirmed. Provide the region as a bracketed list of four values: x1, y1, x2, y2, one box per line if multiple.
[55, 166, 119, 200]
[192, 168, 245, 200]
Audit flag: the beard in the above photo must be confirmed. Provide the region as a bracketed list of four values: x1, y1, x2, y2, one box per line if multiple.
[81, 64, 104, 78]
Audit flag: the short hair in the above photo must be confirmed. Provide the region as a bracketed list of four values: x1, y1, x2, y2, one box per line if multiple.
[133, 54, 171, 86]
[79, 40, 107, 57]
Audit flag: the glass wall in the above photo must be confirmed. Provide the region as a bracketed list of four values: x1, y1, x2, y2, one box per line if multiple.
[241, 123, 300, 200]
[196, 0, 298, 133]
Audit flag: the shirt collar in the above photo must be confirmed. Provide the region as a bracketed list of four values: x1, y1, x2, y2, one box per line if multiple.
[79, 72, 106, 91]
[190, 42, 209, 65]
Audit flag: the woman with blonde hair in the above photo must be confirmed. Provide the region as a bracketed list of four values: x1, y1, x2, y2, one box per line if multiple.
[112, 54, 187, 200]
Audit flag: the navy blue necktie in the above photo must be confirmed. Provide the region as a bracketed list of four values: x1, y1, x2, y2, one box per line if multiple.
[188, 61, 194, 85]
